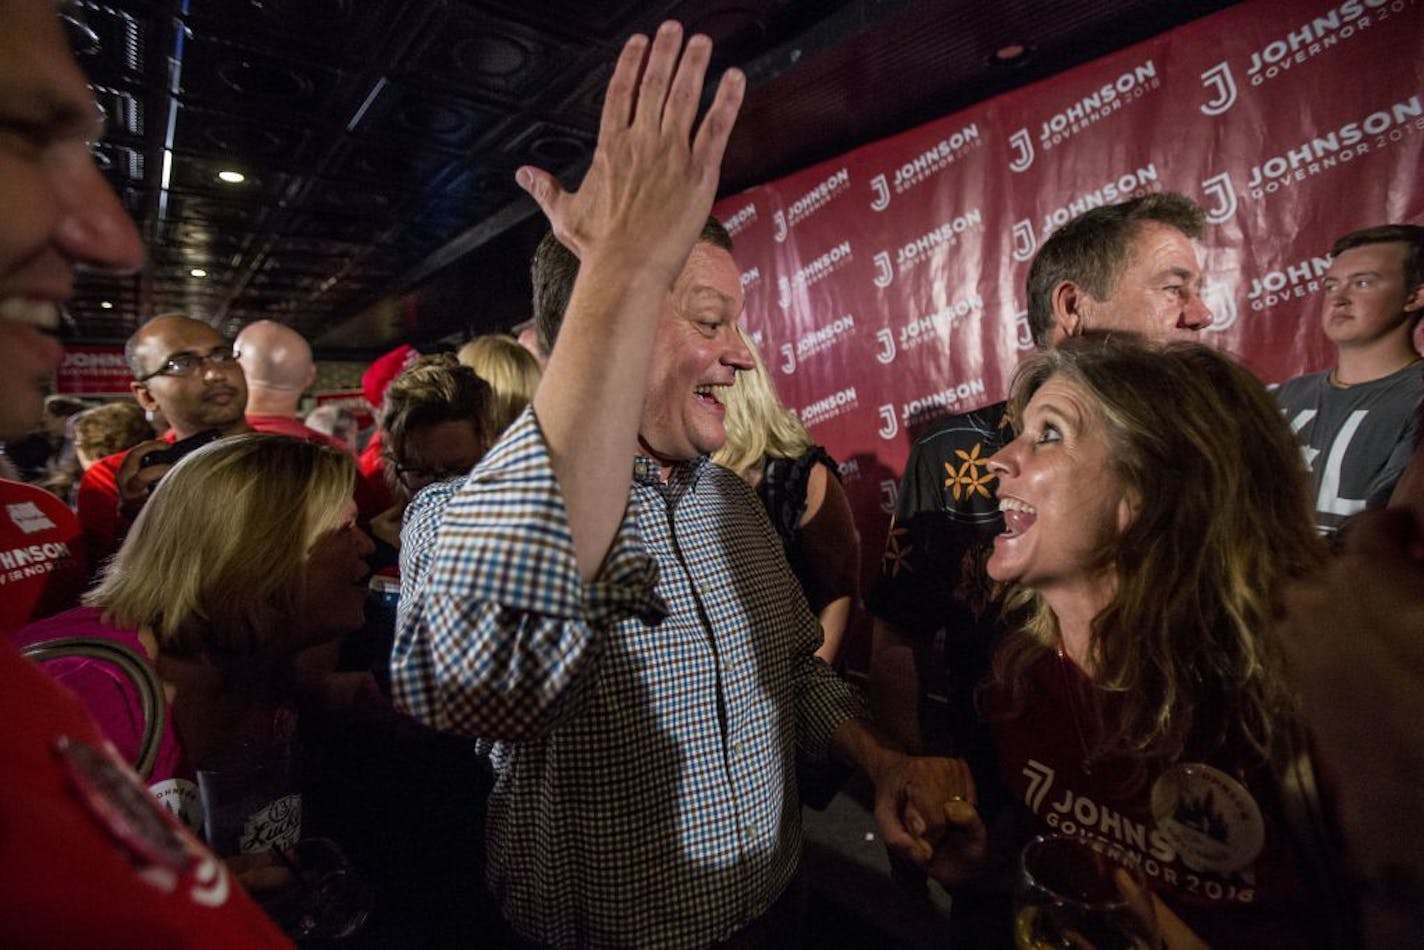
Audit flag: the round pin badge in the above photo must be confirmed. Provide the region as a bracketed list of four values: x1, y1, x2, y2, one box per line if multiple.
[1150, 762, 1265, 874]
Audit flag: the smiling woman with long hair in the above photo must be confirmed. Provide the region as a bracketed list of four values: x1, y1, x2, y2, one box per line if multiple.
[929, 335, 1352, 947]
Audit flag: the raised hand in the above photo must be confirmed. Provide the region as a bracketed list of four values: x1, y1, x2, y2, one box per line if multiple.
[515, 22, 745, 287]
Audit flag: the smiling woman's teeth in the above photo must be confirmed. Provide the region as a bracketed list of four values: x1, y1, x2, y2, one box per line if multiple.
[998, 498, 1037, 537]
[694, 385, 722, 404]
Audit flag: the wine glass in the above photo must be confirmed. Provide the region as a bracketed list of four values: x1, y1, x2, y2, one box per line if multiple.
[1014, 834, 1157, 950]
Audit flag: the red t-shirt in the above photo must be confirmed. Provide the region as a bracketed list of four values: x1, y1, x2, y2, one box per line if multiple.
[988, 652, 1318, 947]
[0, 479, 87, 633]
[0, 641, 291, 948]
[76, 434, 173, 573]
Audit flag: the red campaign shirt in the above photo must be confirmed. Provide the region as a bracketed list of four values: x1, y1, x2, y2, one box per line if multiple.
[988, 652, 1318, 948]
[0, 641, 291, 948]
[0, 479, 87, 633]
[76, 433, 172, 572]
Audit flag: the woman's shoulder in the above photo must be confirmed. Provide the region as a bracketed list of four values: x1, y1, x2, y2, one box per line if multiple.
[10, 604, 129, 650]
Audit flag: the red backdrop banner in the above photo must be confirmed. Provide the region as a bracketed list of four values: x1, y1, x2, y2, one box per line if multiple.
[56, 345, 133, 396]
[712, 0, 1424, 672]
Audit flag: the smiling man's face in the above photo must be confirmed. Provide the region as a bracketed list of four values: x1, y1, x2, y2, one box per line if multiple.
[638, 242, 753, 469]
[0, 0, 144, 440]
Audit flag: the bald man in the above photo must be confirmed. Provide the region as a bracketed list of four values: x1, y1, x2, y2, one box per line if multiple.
[76, 314, 251, 566]
[78, 315, 351, 564]
[236, 319, 320, 428]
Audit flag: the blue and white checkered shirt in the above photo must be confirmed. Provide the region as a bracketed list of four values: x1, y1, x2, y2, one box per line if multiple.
[392, 409, 867, 948]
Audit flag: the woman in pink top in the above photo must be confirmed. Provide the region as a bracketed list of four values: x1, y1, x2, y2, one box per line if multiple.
[13, 434, 374, 838]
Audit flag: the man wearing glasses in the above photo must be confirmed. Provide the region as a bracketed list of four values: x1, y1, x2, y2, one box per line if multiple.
[76, 313, 251, 568]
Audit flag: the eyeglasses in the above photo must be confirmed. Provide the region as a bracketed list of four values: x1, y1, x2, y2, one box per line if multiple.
[137, 347, 238, 382]
[393, 463, 470, 488]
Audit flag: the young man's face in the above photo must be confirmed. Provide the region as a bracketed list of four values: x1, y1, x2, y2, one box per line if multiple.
[638, 242, 752, 468]
[0, 0, 144, 441]
[130, 317, 248, 437]
[1073, 221, 1213, 343]
[1321, 241, 1424, 349]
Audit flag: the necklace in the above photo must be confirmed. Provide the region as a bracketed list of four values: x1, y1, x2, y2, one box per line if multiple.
[1056, 646, 1097, 776]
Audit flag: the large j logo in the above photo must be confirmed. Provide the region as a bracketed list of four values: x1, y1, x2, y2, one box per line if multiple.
[1199, 62, 1238, 116]
[1014, 310, 1034, 351]
[772, 209, 788, 243]
[776, 275, 791, 310]
[874, 328, 897, 365]
[879, 479, 898, 514]
[1008, 128, 1034, 173]
[877, 404, 899, 441]
[869, 174, 891, 212]
[1011, 219, 1037, 262]
[1200, 172, 1238, 224]
[779, 342, 796, 375]
[872, 251, 893, 289]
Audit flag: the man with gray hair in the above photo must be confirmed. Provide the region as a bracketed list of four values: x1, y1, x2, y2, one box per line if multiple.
[869, 192, 1213, 774]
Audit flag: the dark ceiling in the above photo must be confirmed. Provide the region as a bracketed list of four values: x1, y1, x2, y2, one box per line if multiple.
[66, 0, 1238, 356]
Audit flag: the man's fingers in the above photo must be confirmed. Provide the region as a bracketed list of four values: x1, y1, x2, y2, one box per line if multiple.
[515, 166, 569, 232]
[690, 68, 746, 179]
[597, 33, 649, 147]
[903, 800, 928, 839]
[633, 21, 684, 130]
[874, 794, 928, 863]
[664, 33, 712, 141]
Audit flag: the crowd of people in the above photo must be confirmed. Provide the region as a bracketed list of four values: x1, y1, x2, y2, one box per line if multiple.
[3, 2, 1424, 947]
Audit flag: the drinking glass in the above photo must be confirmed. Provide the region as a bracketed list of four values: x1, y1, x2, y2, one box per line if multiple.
[1014, 834, 1157, 950]
[195, 746, 302, 858]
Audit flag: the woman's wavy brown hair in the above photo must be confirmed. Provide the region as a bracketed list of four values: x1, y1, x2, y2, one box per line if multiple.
[991, 334, 1326, 771]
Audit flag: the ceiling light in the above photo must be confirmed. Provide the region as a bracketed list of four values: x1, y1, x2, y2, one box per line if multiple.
[217, 170, 245, 184]
[100, 301, 114, 309]
[191, 268, 208, 278]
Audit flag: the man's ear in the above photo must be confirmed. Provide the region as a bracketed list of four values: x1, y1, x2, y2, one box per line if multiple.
[1051, 280, 1088, 340]
[130, 380, 159, 413]
[1403, 280, 1424, 316]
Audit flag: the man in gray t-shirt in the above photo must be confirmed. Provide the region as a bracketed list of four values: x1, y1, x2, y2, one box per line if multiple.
[1275, 224, 1424, 534]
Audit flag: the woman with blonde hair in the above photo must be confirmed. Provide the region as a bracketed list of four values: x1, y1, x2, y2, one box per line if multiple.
[457, 333, 541, 439]
[714, 329, 859, 663]
[926, 335, 1349, 947]
[12, 434, 373, 833]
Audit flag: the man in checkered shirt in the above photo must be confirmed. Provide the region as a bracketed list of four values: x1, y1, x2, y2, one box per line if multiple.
[391, 22, 980, 949]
